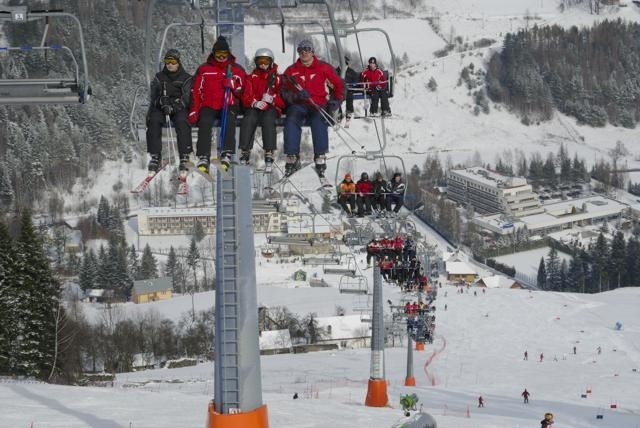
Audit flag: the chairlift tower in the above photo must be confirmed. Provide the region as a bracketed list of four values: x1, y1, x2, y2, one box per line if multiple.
[208, 1, 267, 427]
[365, 264, 388, 407]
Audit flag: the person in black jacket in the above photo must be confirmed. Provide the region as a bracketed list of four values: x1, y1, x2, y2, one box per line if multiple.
[146, 49, 193, 174]
[372, 172, 388, 215]
[386, 172, 405, 213]
[335, 56, 359, 121]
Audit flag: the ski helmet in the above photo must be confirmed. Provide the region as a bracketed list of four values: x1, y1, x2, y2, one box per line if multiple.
[254, 47, 274, 67]
[361, 172, 369, 180]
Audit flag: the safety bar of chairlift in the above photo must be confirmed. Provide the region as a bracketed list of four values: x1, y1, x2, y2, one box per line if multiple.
[0, 45, 80, 83]
[0, 10, 91, 101]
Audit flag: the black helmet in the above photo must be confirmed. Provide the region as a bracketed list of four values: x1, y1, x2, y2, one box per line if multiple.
[361, 172, 369, 180]
[375, 172, 383, 179]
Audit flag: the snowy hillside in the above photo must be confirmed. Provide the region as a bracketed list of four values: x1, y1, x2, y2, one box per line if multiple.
[2, 285, 639, 427]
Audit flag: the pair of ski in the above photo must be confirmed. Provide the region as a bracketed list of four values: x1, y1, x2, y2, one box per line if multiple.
[130, 162, 190, 196]
[264, 162, 333, 195]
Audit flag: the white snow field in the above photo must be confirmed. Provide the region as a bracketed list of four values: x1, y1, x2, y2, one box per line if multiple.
[2, 285, 640, 428]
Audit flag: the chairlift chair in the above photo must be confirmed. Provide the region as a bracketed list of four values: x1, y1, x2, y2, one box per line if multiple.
[0, 7, 91, 105]
[338, 274, 368, 294]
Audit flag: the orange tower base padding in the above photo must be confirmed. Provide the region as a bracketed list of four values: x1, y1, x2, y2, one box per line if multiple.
[207, 401, 269, 428]
[415, 342, 425, 351]
[404, 376, 416, 386]
[365, 378, 389, 407]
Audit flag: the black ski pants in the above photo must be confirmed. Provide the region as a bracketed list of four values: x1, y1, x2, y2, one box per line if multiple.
[339, 194, 356, 214]
[387, 194, 403, 212]
[146, 108, 192, 156]
[369, 89, 390, 114]
[196, 106, 237, 156]
[356, 194, 372, 215]
[239, 107, 277, 153]
[372, 194, 386, 211]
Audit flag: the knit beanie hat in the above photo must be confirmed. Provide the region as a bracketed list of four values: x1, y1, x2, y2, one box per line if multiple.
[164, 49, 181, 62]
[297, 39, 314, 52]
[212, 36, 230, 53]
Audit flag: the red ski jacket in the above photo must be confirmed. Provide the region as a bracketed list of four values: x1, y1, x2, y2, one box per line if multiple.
[189, 54, 251, 122]
[356, 179, 374, 195]
[247, 64, 286, 115]
[283, 56, 344, 107]
[360, 67, 387, 92]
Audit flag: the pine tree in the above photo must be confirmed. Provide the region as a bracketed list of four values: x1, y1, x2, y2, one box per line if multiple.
[96, 196, 110, 228]
[186, 237, 200, 292]
[127, 244, 140, 280]
[14, 209, 61, 379]
[191, 221, 205, 244]
[546, 247, 561, 291]
[96, 244, 110, 290]
[623, 237, 640, 287]
[0, 222, 16, 374]
[165, 246, 178, 292]
[0, 162, 14, 212]
[591, 233, 609, 292]
[78, 249, 98, 291]
[537, 257, 547, 289]
[608, 231, 626, 289]
[139, 243, 158, 280]
[559, 259, 568, 292]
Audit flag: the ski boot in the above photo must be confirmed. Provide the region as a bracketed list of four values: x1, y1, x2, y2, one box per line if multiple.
[219, 151, 232, 171]
[381, 110, 392, 117]
[148, 153, 162, 176]
[239, 150, 251, 165]
[197, 155, 210, 174]
[179, 153, 190, 171]
[314, 154, 327, 179]
[264, 151, 274, 173]
[284, 154, 301, 177]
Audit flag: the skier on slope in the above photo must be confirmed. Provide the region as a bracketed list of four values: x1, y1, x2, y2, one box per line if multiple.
[281, 39, 344, 177]
[238, 47, 285, 170]
[540, 412, 554, 427]
[188, 36, 252, 173]
[146, 49, 193, 175]
[522, 388, 530, 403]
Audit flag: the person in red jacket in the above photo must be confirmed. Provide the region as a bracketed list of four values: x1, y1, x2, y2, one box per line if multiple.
[355, 172, 373, 216]
[238, 47, 285, 170]
[360, 57, 391, 117]
[281, 39, 344, 177]
[188, 36, 252, 173]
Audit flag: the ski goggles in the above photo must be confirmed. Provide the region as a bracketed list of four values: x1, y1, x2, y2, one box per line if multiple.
[255, 56, 272, 66]
[164, 58, 179, 65]
[297, 47, 313, 54]
[214, 50, 229, 60]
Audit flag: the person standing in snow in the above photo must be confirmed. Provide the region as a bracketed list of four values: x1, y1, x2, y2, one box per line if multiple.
[146, 49, 193, 174]
[540, 412, 554, 427]
[478, 396, 485, 408]
[539, 352, 544, 363]
[238, 47, 284, 169]
[524, 350, 528, 360]
[281, 39, 344, 177]
[522, 389, 530, 403]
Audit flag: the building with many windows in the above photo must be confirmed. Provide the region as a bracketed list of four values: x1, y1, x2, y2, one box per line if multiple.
[447, 167, 543, 217]
[137, 203, 290, 236]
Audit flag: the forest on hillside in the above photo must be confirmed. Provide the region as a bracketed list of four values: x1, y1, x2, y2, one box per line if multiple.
[486, 19, 640, 127]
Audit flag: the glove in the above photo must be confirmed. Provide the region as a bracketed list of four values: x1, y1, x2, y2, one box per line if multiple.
[297, 89, 310, 101]
[161, 104, 173, 115]
[327, 99, 341, 113]
[158, 95, 171, 107]
[262, 93, 274, 104]
[187, 111, 199, 126]
[252, 100, 268, 110]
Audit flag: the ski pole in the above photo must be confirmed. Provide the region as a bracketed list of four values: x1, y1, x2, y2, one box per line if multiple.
[218, 65, 232, 156]
[284, 75, 365, 153]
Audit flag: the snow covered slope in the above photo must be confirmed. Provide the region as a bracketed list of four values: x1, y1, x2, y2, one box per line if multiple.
[2, 286, 639, 427]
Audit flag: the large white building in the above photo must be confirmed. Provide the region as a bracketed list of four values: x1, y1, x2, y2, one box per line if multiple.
[447, 167, 543, 217]
[473, 195, 627, 236]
